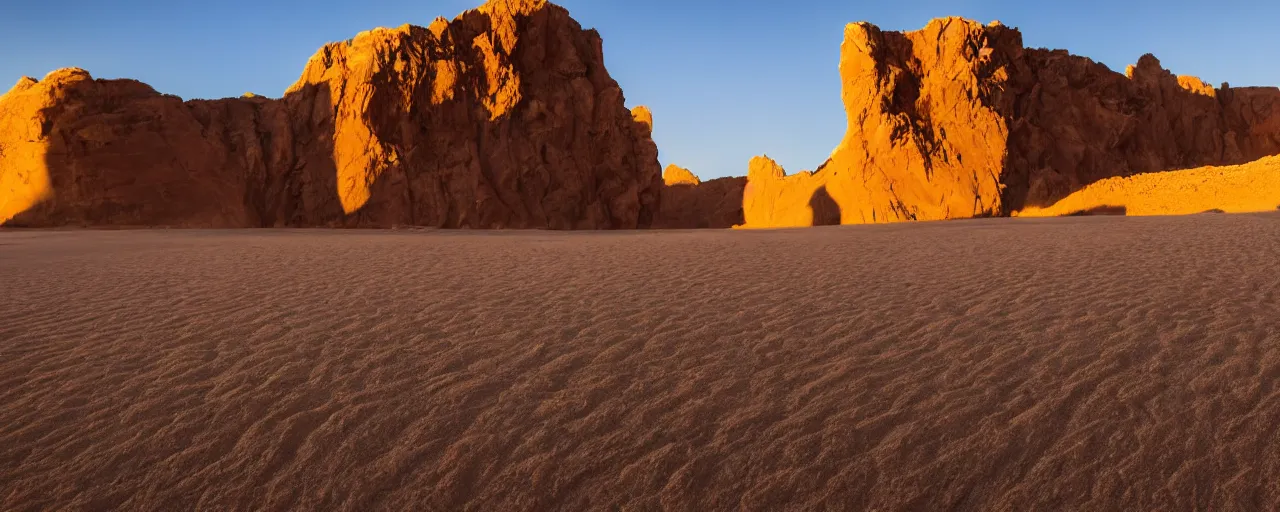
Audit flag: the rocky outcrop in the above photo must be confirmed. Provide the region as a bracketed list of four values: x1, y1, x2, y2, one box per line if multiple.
[740, 18, 1280, 228]
[8, 12, 1277, 230]
[737, 156, 842, 228]
[1, 0, 660, 229]
[0, 68, 288, 228]
[652, 165, 744, 229]
[662, 164, 700, 187]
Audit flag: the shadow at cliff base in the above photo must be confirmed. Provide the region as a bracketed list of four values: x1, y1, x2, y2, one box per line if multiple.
[276, 82, 344, 228]
[808, 186, 841, 226]
[1064, 205, 1127, 217]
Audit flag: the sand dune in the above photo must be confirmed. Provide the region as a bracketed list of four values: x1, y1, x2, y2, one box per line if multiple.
[3, 214, 1280, 510]
[1016, 155, 1280, 217]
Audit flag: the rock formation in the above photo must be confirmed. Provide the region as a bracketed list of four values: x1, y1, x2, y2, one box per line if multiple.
[652, 164, 745, 229]
[7, 11, 1278, 231]
[739, 156, 837, 228]
[0, 0, 661, 229]
[662, 164, 700, 187]
[740, 18, 1280, 228]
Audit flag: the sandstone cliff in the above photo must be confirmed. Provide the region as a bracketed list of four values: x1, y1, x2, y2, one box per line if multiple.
[0, 0, 661, 229]
[740, 18, 1280, 228]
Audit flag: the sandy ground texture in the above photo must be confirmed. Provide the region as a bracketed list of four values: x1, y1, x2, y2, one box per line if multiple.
[3, 214, 1280, 510]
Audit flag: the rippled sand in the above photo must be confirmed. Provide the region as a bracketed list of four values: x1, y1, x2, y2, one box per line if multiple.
[3, 214, 1280, 510]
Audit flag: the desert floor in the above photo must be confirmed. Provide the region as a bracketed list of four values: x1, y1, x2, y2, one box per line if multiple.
[3, 213, 1280, 510]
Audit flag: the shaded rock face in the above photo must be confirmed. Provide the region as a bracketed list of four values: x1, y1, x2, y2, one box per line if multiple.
[742, 18, 1280, 227]
[652, 164, 744, 229]
[0, 0, 661, 229]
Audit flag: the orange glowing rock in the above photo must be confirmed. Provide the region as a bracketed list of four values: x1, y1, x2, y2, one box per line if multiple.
[1015, 155, 1280, 217]
[0, 75, 55, 225]
[631, 106, 654, 134]
[662, 164, 700, 186]
[737, 18, 1280, 228]
[740, 156, 826, 228]
[0, 0, 660, 229]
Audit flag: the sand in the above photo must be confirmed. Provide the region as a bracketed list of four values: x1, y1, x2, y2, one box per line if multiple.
[1016, 155, 1280, 218]
[3, 214, 1280, 510]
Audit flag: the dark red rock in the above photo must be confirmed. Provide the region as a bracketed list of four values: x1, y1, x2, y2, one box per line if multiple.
[652, 165, 744, 229]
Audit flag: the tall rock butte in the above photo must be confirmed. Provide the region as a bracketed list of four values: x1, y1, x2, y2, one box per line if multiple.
[0, 0, 661, 228]
[738, 18, 1280, 228]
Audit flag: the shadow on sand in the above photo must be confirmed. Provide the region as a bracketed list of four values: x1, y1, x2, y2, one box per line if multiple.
[1064, 205, 1128, 217]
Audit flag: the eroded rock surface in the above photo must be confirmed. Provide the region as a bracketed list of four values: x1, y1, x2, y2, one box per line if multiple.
[662, 164, 700, 187]
[652, 165, 744, 229]
[0, 0, 661, 229]
[740, 18, 1280, 227]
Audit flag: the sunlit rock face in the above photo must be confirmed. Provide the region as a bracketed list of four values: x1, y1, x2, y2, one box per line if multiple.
[0, 76, 55, 225]
[739, 18, 1280, 228]
[1015, 155, 1280, 218]
[0, 0, 661, 229]
[6, 11, 1279, 230]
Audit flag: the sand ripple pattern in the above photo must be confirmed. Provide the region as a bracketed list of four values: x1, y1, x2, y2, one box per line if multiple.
[3, 214, 1280, 510]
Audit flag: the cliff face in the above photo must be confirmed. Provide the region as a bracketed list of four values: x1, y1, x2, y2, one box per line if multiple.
[0, 0, 661, 229]
[0, 69, 292, 228]
[7, 13, 1277, 230]
[1005, 51, 1280, 212]
[741, 18, 1280, 228]
[652, 164, 744, 229]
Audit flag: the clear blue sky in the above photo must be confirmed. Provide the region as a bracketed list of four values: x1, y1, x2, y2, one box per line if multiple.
[3, 0, 1277, 179]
